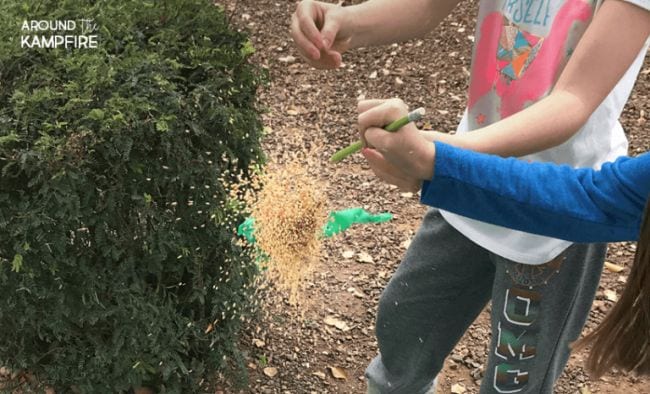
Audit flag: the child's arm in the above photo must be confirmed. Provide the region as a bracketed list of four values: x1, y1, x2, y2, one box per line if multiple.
[419, 142, 650, 243]
[427, 0, 650, 157]
[360, 100, 649, 242]
[290, 0, 461, 68]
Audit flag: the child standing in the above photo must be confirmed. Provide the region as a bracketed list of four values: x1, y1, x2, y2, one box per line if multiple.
[363, 131, 650, 378]
[291, 0, 650, 393]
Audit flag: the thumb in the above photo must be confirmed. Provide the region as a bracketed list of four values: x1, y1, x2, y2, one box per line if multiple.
[320, 17, 340, 49]
[364, 127, 391, 152]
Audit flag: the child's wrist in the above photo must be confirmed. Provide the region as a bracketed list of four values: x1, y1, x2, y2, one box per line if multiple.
[418, 140, 436, 180]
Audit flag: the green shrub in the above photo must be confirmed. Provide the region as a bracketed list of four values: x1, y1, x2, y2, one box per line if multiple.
[0, 0, 264, 391]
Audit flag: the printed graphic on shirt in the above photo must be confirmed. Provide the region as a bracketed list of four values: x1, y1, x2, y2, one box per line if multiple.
[497, 23, 543, 81]
[468, 0, 596, 130]
[501, 0, 564, 35]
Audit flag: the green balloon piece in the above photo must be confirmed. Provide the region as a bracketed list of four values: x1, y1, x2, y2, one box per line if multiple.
[237, 208, 392, 244]
[321, 208, 393, 238]
[237, 216, 256, 243]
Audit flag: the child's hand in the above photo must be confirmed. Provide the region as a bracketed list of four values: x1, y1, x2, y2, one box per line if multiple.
[290, 1, 352, 69]
[361, 148, 422, 192]
[358, 99, 436, 191]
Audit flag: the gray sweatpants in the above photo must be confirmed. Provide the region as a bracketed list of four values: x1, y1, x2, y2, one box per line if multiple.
[366, 209, 606, 394]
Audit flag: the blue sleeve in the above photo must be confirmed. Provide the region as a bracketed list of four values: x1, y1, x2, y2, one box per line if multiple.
[420, 142, 650, 243]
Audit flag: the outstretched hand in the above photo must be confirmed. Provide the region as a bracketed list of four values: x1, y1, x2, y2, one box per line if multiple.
[358, 99, 436, 192]
[290, 1, 352, 69]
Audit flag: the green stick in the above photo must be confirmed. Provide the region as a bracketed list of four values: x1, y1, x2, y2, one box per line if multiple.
[330, 107, 426, 163]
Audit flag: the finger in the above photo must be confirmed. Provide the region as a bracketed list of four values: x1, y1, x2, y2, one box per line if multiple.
[363, 149, 403, 185]
[364, 151, 418, 191]
[291, 13, 322, 60]
[362, 148, 410, 181]
[295, 3, 325, 51]
[308, 50, 341, 69]
[358, 99, 407, 147]
[331, 36, 352, 54]
[363, 126, 392, 152]
[320, 16, 341, 49]
[357, 99, 388, 114]
[358, 99, 408, 133]
[322, 49, 342, 68]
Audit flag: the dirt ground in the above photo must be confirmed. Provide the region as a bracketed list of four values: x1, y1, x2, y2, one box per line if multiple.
[221, 1, 650, 393]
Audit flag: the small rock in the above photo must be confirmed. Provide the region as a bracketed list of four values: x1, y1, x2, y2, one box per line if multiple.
[357, 252, 374, 264]
[263, 367, 278, 378]
[279, 55, 296, 63]
[451, 383, 467, 394]
[604, 289, 619, 302]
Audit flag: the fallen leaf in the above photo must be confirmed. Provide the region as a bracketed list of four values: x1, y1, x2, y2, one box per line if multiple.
[253, 338, 265, 348]
[395, 77, 404, 85]
[451, 383, 467, 394]
[347, 287, 366, 298]
[604, 261, 624, 273]
[342, 250, 355, 259]
[400, 192, 413, 198]
[357, 252, 374, 264]
[247, 362, 257, 370]
[324, 316, 351, 331]
[604, 289, 618, 302]
[286, 108, 299, 116]
[263, 367, 278, 378]
[204, 323, 213, 334]
[312, 371, 326, 380]
[328, 366, 348, 380]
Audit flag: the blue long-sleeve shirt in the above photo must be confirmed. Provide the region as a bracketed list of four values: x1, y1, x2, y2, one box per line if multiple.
[420, 142, 650, 243]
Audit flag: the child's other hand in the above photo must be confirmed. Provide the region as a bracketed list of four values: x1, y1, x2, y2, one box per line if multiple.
[358, 99, 436, 189]
[290, 1, 352, 69]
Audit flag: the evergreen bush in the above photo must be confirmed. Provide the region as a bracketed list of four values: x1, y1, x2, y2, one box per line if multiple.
[0, 0, 264, 391]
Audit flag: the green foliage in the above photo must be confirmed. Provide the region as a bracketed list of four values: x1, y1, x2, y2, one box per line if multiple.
[0, 0, 265, 391]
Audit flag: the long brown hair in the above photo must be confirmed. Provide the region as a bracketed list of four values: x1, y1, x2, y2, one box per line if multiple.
[573, 198, 650, 378]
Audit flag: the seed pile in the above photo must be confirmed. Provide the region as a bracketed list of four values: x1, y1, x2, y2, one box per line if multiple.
[248, 159, 328, 303]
